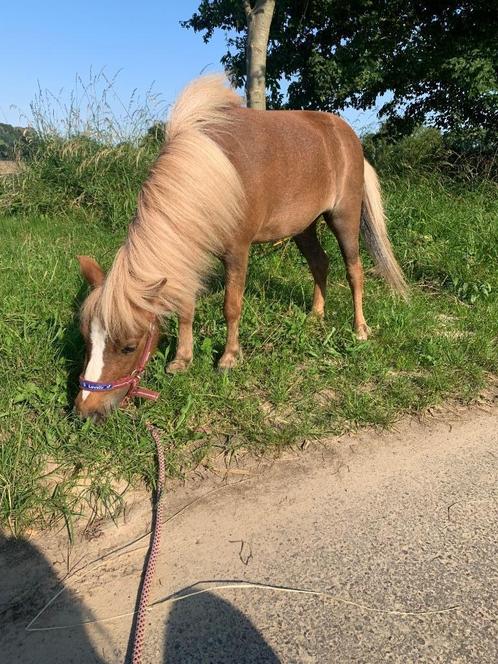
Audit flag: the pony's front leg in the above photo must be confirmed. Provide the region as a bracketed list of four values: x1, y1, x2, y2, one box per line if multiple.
[166, 303, 195, 374]
[219, 248, 249, 370]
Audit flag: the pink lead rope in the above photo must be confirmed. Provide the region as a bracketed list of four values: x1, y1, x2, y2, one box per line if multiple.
[79, 323, 164, 662]
[132, 422, 165, 664]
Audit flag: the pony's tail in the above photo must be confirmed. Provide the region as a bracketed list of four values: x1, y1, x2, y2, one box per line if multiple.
[361, 159, 408, 297]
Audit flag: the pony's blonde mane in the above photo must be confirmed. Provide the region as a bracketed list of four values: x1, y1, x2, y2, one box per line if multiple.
[92, 75, 245, 339]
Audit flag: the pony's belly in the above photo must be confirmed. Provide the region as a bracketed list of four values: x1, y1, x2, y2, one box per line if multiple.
[253, 203, 329, 243]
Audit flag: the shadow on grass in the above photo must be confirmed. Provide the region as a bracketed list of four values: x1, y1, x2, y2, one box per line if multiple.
[205, 252, 316, 318]
[54, 282, 87, 410]
[0, 532, 105, 663]
[162, 586, 279, 663]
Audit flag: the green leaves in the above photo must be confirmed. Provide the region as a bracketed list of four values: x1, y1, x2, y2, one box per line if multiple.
[450, 277, 492, 305]
[184, 1, 498, 135]
[12, 382, 44, 406]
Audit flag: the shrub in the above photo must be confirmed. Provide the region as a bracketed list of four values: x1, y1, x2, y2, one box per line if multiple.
[363, 127, 451, 176]
[363, 125, 497, 182]
[0, 134, 160, 226]
[0, 71, 165, 228]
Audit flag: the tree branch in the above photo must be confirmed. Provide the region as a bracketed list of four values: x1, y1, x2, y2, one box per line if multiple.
[243, 1, 253, 22]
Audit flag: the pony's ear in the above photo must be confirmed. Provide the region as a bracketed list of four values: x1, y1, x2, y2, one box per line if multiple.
[138, 277, 167, 300]
[152, 277, 168, 300]
[143, 277, 168, 318]
[150, 277, 168, 298]
[77, 256, 105, 288]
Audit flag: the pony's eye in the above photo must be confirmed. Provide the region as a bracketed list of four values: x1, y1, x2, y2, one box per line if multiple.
[121, 345, 137, 354]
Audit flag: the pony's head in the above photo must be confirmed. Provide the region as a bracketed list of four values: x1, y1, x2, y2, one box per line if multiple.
[74, 256, 161, 422]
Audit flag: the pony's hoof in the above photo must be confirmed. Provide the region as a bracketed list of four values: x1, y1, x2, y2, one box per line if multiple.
[218, 350, 242, 371]
[355, 324, 370, 341]
[310, 308, 325, 320]
[166, 358, 192, 374]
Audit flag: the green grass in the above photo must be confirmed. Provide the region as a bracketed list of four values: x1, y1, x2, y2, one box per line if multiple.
[1, 177, 497, 535]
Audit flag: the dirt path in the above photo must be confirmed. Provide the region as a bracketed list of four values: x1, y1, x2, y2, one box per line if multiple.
[0, 160, 18, 175]
[1, 398, 497, 663]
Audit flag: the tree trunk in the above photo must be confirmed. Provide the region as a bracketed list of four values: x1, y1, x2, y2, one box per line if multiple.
[243, 0, 276, 110]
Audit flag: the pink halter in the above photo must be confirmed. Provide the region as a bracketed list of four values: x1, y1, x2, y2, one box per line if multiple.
[79, 325, 159, 403]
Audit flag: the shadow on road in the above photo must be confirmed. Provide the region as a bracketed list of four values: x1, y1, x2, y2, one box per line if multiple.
[163, 587, 280, 663]
[0, 532, 106, 664]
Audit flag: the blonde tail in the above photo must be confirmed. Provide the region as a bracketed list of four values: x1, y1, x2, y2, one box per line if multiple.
[361, 159, 408, 297]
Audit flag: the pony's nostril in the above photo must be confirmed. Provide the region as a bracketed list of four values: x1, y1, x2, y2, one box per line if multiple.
[88, 411, 105, 424]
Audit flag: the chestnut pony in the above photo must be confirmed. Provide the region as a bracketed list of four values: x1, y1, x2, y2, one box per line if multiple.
[75, 75, 406, 420]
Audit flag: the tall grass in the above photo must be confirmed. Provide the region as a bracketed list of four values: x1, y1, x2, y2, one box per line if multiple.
[2, 72, 496, 227]
[0, 71, 166, 227]
[28, 69, 165, 142]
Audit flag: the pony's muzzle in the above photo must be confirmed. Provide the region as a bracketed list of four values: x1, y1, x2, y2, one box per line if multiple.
[74, 389, 126, 421]
[88, 410, 105, 424]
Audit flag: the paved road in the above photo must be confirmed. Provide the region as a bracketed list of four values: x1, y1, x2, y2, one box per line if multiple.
[2, 404, 497, 663]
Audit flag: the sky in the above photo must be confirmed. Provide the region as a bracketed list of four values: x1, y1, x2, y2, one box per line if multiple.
[1, 1, 379, 133]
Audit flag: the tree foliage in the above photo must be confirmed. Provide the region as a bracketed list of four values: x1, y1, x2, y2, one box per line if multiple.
[0, 123, 25, 160]
[183, 1, 498, 135]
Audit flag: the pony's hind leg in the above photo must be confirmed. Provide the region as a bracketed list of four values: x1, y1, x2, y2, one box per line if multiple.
[324, 209, 369, 340]
[294, 221, 329, 317]
[219, 246, 250, 370]
[166, 301, 195, 373]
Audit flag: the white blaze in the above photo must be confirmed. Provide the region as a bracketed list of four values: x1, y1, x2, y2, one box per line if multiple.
[82, 318, 107, 402]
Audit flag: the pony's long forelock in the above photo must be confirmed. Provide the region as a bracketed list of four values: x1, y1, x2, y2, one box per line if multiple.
[98, 75, 245, 339]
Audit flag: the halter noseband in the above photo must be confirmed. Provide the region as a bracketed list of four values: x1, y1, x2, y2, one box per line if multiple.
[79, 324, 159, 403]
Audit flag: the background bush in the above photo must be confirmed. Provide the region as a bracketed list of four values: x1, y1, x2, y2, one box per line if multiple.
[0, 72, 165, 228]
[0, 134, 161, 226]
[363, 125, 497, 182]
[0, 71, 496, 230]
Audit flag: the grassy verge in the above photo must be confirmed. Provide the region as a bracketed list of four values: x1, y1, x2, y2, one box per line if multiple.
[1, 177, 497, 535]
